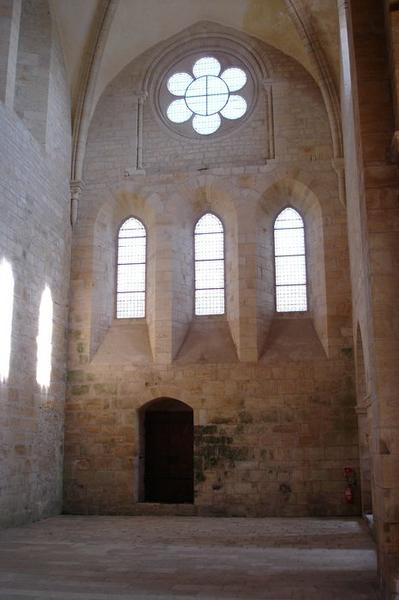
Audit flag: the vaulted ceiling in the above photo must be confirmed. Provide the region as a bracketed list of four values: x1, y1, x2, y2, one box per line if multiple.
[50, 0, 341, 119]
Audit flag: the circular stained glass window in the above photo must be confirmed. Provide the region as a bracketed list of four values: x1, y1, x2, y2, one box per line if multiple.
[166, 56, 248, 135]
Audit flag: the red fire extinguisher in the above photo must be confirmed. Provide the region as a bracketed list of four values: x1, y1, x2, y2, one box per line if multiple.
[344, 485, 353, 503]
[344, 466, 356, 504]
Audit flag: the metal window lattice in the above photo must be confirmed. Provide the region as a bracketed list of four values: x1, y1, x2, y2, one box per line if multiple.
[166, 56, 248, 135]
[195, 214, 225, 315]
[274, 208, 307, 312]
[117, 218, 146, 318]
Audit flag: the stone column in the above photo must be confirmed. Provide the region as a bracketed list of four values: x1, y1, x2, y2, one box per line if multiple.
[70, 180, 85, 228]
[136, 91, 147, 172]
[263, 79, 275, 160]
[236, 201, 260, 362]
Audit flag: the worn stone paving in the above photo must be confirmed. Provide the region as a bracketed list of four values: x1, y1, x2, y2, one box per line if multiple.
[0, 516, 378, 599]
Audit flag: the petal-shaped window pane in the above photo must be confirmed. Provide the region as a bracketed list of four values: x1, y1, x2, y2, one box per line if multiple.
[220, 67, 247, 92]
[167, 99, 192, 123]
[193, 113, 221, 135]
[221, 95, 247, 120]
[193, 56, 221, 78]
[167, 72, 193, 96]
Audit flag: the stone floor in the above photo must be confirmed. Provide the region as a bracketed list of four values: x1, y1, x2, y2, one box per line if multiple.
[0, 516, 378, 599]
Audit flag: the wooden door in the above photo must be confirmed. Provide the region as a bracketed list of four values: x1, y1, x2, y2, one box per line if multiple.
[144, 409, 193, 503]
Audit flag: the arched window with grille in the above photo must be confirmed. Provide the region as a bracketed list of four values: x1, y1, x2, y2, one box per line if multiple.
[274, 207, 308, 312]
[116, 217, 146, 318]
[194, 213, 225, 315]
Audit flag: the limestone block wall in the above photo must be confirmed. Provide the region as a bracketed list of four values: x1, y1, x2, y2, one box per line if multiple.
[65, 24, 359, 517]
[14, 0, 52, 147]
[0, 2, 71, 527]
[338, 1, 399, 597]
[0, 0, 21, 108]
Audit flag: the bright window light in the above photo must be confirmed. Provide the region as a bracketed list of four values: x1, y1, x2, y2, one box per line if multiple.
[166, 56, 247, 135]
[0, 259, 14, 383]
[117, 217, 146, 318]
[36, 286, 53, 389]
[274, 208, 308, 312]
[195, 213, 225, 315]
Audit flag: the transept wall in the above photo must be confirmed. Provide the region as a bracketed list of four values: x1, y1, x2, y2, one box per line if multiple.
[64, 25, 359, 517]
[2, 1, 399, 597]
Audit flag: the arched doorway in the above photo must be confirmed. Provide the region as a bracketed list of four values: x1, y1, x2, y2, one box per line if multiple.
[140, 398, 194, 504]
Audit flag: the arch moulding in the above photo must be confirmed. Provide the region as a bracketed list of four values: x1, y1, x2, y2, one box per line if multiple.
[70, 0, 343, 199]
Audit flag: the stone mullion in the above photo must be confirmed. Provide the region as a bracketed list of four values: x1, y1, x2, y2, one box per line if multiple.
[236, 205, 259, 362]
[152, 222, 174, 364]
[68, 217, 95, 368]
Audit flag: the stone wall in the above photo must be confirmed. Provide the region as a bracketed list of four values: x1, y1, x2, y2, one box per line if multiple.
[0, 1, 71, 527]
[64, 24, 360, 517]
[338, 1, 399, 597]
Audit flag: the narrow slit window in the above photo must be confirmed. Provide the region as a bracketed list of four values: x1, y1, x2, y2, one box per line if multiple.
[36, 286, 53, 389]
[0, 258, 14, 383]
[274, 207, 308, 312]
[195, 213, 225, 315]
[117, 217, 146, 318]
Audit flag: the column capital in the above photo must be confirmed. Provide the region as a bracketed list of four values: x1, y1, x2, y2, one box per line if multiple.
[70, 179, 85, 197]
[70, 179, 85, 227]
[337, 0, 350, 11]
[135, 90, 148, 105]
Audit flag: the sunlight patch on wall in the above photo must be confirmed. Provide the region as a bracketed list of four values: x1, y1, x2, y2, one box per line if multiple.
[36, 285, 53, 389]
[0, 259, 15, 383]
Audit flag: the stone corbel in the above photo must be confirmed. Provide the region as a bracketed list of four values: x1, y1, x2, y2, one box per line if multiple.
[355, 394, 372, 415]
[70, 180, 85, 227]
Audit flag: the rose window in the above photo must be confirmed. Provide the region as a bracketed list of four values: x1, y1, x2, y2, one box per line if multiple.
[166, 56, 248, 135]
